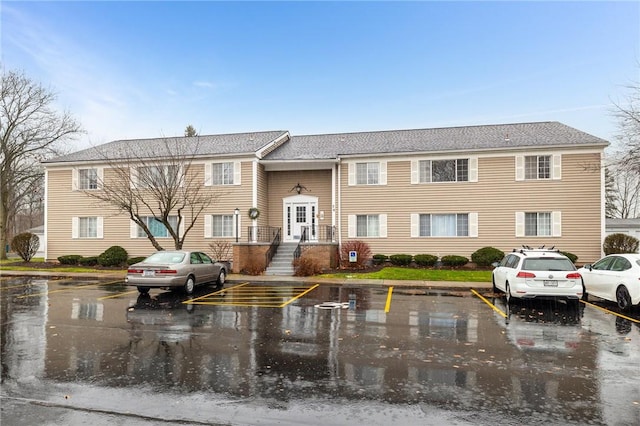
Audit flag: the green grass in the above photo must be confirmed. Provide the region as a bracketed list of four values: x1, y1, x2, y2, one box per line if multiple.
[320, 267, 492, 282]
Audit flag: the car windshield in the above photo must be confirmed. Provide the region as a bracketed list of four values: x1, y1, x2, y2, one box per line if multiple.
[143, 252, 185, 264]
[522, 257, 576, 271]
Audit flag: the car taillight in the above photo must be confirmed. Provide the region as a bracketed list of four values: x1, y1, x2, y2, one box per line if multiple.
[156, 269, 177, 274]
[566, 272, 581, 279]
[517, 271, 536, 278]
[127, 269, 143, 274]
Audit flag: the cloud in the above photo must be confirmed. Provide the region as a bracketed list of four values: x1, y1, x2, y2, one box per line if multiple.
[193, 81, 215, 89]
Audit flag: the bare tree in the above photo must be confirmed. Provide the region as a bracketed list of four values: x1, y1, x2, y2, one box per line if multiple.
[82, 137, 221, 251]
[0, 69, 82, 259]
[612, 80, 640, 171]
[606, 160, 640, 218]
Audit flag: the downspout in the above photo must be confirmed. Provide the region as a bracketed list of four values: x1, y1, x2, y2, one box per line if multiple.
[252, 159, 258, 242]
[44, 168, 49, 261]
[337, 161, 342, 246]
[600, 152, 606, 257]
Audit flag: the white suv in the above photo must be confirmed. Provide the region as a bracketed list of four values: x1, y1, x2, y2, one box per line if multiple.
[492, 248, 582, 304]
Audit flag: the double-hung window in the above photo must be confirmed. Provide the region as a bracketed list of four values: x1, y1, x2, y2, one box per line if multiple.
[413, 158, 475, 184]
[524, 212, 551, 236]
[79, 168, 98, 189]
[211, 215, 234, 237]
[136, 165, 180, 188]
[356, 163, 379, 185]
[419, 214, 468, 236]
[72, 216, 103, 238]
[212, 162, 235, 185]
[136, 216, 178, 238]
[525, 155, 550, 179]
[515, 211, 561, 237]
[357, 215, 379, 237]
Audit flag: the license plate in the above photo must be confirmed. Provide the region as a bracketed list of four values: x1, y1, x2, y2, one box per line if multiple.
[143, 270, 155, 277]
[543, 280, 558, 287]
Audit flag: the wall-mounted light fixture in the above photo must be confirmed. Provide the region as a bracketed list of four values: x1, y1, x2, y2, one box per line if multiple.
[290, 182, 308, 194]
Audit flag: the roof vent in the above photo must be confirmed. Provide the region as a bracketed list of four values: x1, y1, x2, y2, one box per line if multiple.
[504, 133, 510, 142]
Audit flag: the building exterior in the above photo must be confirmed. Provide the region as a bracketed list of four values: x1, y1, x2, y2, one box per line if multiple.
[605, 218, 640, 252]
[43, 121, 609, 270]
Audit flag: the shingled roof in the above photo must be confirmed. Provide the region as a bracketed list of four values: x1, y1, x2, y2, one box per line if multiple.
[263, 121, 608, 160]
[44, 122, 607, 165]
[44, 130, 289, 164]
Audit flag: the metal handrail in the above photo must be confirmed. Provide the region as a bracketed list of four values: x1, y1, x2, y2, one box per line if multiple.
[300, 225, 336, 242]
[265, 228, 281, 266]
[293, 227, 307, 259]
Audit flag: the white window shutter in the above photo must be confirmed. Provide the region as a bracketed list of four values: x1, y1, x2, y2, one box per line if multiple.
[72, 169, 79, 191]
[379, 161, 387, 185]
[348, 215, 356, 237]
[410, 160, 419, 184]
[469, 212, 478, 237]
[97, 167, 104, 190]
[348, 163, 356, 186]
[410, 213, 419, 237]
[72, 217, 79, 239]
[204, 215, 212, 238]
[379, 214, 387, 238]
[204, 163, 212, 186]
[130, 220, 138, 238]
[515, 212, 525, 237]
[130, 167, 138, 188]
[515, 156, 524, 181]
[552, 211, 562, 237]
[234, 161, 241, 185]
[469, 157, 478, 182]
[552, 154, 561, 180]
[97, 217, 104, 238]
[235, 215, 242, 239]
[179, 219, 185, 238]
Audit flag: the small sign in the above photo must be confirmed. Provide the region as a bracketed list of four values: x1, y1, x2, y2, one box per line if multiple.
[349, 251, 357, 263]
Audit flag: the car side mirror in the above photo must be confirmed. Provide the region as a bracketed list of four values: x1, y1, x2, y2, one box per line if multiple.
[583, 264, 592, 271]
[491, 262, 500, 268]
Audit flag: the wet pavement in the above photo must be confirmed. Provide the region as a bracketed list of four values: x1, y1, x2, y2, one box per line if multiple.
[1, 275, 639, 425]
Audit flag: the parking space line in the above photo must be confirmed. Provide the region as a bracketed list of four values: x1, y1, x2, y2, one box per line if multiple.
[580, 299, 640, 323]
[384, 286, 394, 313]
[185, 283, 318, 308]
[278, 284, 319, 307]
[15, 280, 123, 299]
[471, 289, 507, 318]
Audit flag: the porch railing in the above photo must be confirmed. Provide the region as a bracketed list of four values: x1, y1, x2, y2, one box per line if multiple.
[300, 225, 337, 243]
[247, 226, 281, 243]
[293, 227, 307, 260]
[265, 228, 281, 266]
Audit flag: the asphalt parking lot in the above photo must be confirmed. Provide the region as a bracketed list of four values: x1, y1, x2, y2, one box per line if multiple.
[1, 275, 639, 425]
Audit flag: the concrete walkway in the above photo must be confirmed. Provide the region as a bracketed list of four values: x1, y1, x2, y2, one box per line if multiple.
[0, 269, 491, 290]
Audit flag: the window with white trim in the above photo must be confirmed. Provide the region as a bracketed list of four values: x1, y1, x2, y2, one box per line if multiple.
[137, 216, 178, 238]
[356, 162, 379, 185]
[72, 216, 103, 239]
[212, 162, 235, 185]
[515, 211, 561, 237]
[79, 168, 98, 189]
[211, 215, 234, 237]
[525, 155, 550, 179]
[419, 159, 469, 182]
[348, 214, 387, 238]
[525, 212, 551, 236]
[136, 165, 180, 188]
[420, 214, 468, 236]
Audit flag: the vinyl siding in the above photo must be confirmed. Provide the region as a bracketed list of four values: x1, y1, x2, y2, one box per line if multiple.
[339, 151, 603, 263]
[266, 170, 333, 230]
[46, 160, 255, 260]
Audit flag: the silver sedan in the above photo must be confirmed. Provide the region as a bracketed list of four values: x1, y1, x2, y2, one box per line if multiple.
[126, 250, 226, 294]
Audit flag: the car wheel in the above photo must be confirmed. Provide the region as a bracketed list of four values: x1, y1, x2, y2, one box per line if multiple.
[492, 277, 498, 293]
[184, 276, 195, 295]
[616, 285, 632, 311]
[137, 286, 150, 294]
[505, 282, 514, 305]
[217, 269, 226, 287]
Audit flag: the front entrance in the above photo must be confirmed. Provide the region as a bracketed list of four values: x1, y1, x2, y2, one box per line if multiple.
[283, 195, 318, 242]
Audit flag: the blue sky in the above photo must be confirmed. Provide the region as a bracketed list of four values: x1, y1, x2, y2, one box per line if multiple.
[2, 1, 639, 152]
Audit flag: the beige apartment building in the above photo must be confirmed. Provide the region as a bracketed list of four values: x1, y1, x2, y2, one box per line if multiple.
[43, 121, 609, 272]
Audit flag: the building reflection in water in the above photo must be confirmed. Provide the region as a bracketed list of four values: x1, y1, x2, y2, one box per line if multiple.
[2, 282, 639, 424]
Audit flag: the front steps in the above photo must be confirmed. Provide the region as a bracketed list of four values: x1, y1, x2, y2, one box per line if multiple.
[264, 243, 297, 276]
